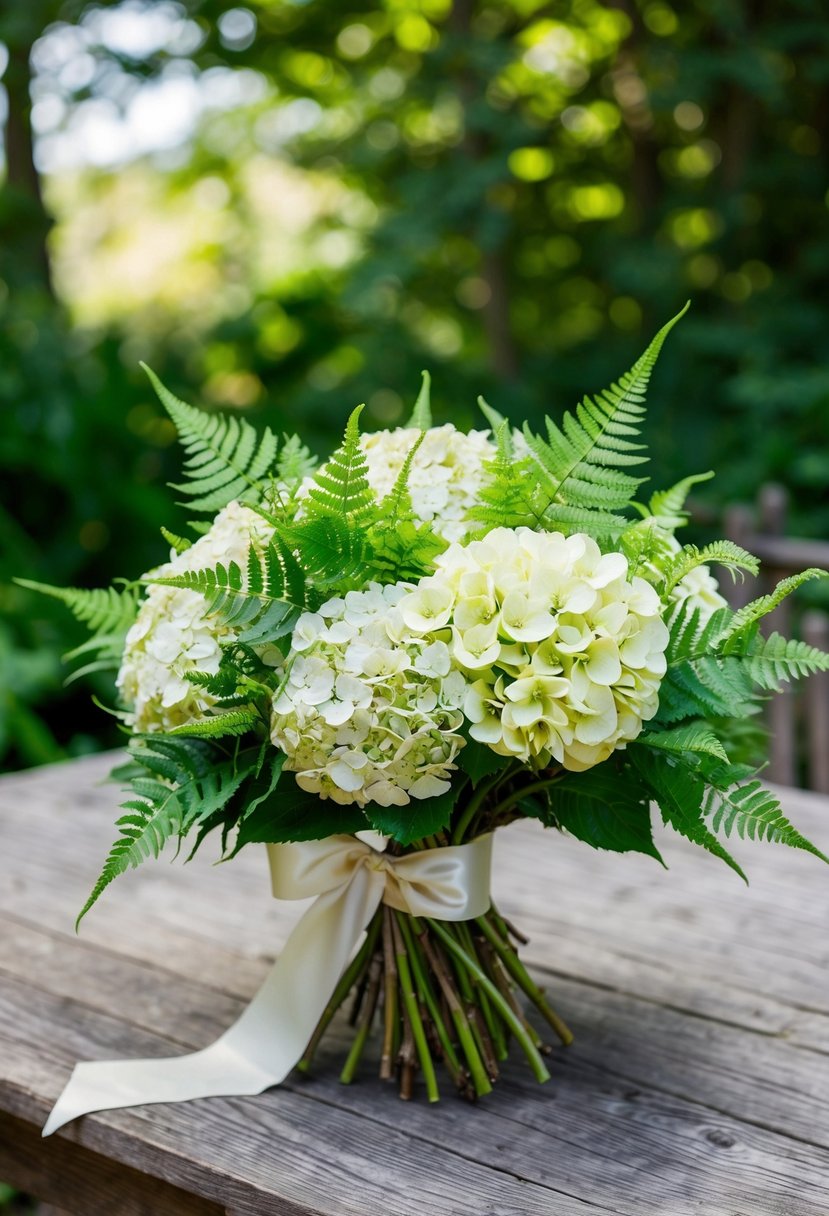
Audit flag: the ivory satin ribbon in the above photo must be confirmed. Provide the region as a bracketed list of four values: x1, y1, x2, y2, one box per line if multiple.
[43, 832, 493, 1136]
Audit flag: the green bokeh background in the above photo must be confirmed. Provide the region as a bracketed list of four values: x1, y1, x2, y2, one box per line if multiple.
[2, 0, 828, 774]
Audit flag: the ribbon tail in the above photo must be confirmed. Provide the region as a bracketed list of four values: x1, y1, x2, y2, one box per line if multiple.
[43, 867, 385, 1136]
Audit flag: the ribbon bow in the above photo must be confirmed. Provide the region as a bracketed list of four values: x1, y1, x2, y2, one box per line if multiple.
[43, 832, 493, 1136]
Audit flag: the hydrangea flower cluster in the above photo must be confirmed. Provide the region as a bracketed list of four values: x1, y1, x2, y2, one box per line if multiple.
[358, 424, 496, 542]
[270, 583, 467, 806]
[398, 527, 670, 772]
[117, 502, 272, 732]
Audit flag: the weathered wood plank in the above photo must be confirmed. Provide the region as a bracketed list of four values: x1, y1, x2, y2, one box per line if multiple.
[3, 753, 829, 1215]
[0, 1111, 224, 1216]
[1, 917, 828, 1216]
[0, 979, 601, 1216]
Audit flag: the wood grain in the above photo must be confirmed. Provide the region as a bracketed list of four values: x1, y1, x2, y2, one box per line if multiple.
[2, 752, 829, 1215]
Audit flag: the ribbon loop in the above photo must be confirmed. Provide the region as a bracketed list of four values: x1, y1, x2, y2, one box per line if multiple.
[43, 832, 493, 1137]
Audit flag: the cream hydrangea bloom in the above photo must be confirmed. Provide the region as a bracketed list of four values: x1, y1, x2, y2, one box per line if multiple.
[270, 583, 466, 807]
[117, 501, 273, 732]
[359, 425, 496, 543]
[398, 527, 670, 772]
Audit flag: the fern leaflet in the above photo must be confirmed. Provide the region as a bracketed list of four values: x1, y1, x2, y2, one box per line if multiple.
[143, 364, 278, 512]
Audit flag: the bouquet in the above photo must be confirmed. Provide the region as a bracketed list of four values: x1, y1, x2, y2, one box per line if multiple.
[24, 304, 829, 1131]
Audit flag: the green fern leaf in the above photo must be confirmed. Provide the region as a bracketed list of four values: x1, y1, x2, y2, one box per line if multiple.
[637, 722, 729, 762]
[662, 541, 759, 596]
[275, 433, 318, 486]
[522, 304, 689, 531]
[705, 780, 829, 863]
[77, 739, 253, 923]
[148, 536, 310, 644]
[739, 632, 829, 690]
[717, 568, 829, 652]
[639, 471, 715, 529]
[142, 364, 278, 512]
[471, 422, 546, 532]
[406, 370, 432, 430]
[304, 404, 377, 524]
[285, 515, 365, 588]
[476, 395, 508, 432]
[169, 708, 262, 738]
[15, 579, 139, 675]
[160, 527, 192, 554]
[632, 751, 746, 881]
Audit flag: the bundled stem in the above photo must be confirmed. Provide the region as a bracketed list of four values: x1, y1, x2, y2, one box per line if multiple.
[297, 900, 571, 1102]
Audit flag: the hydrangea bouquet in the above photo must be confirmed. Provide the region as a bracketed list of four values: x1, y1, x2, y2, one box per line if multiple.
[25, 306, 829, 1115]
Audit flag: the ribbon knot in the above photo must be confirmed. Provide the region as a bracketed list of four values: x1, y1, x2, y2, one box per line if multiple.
[43, 832, 493, 1136]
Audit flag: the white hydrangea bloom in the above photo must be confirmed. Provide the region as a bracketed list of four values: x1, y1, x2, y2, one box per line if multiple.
[398, 527, 670, 772]
[117, 501, 273, 732]
[270, 583, 466, 807]
[296, 424, 496, 543]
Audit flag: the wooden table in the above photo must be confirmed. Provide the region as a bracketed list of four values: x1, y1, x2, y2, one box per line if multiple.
[1, 754, 828, 1215]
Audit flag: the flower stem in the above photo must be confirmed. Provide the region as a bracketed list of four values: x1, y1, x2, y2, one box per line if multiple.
[476, 913, 573, 1046]
[379, 907, 397, 1081]
[340, 949, 382, 1084]
[392, 912, 440, 1103]
[413, 917, 492, 1098]
[297, 913, 381, 1073]
[396, 912, 463, 1086]
[427, 918, 551, 1085]
[452, 770, 507, 844]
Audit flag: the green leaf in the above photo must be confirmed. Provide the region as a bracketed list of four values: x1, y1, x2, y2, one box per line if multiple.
[471, 420, 545, 532]
[740, 632, 829, 690]
[169, 708, 262, 738]
[632, 751, 747, 881]
[705, 780, 829, 864]
[146, 536, 309, 645]
[304, 404, 377, 524]
[407, 370, 432, 429]
[522, 303, 689, 536]
[636, 723, 729, 763]
[14, 579, 139, 675]
[661, 541, 759, 596]
[642, 471, 715, 529]
[160, 526, 192, 554]
[234, 775, 366, 850]
[142, 364, 278, 512]
[284, 514, 365, 587]
[457, 739, 505, 787]
[77, 737, 250, 924]
[552, 767, 664, 862]
[367, 782, 461, 845]
[476, 395, 507, 432]
[717, 569, 829, 652]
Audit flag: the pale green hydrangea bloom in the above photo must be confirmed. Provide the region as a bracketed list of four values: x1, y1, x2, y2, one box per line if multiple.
[117, 501, 272, 732]
[398, 527, 670, 772]
[270, 582, 466, 806]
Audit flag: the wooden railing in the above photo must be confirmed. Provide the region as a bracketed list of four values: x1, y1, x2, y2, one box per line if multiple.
[723, 484, 829, 793]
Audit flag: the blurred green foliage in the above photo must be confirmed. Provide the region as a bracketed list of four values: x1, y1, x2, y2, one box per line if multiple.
[1, 0, 828, 770]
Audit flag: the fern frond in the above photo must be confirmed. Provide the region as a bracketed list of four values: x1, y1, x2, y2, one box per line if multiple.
[523, 304, 689, 532]
[147, 536, 310, 645]
[738, 632, 829, 690]
[275, 433, 317, 486]
[717, 568, 829, 651]
[77, 738, 256, 923]
[142, 364, 278, 512]
[285, 515, 365, 588]
[705, 780, 829, 863]
[476, 395, 508, 432]
[632, 751, 747, 881]
[662, 542, 759, 596]
[406, 371, 432, 430]
[169, 708, 262, 738]
[15, 580, 138, 635]
[304, 404, 377, 524]
[15, 579, 139, 675]
[364, 433, 444, 581]
[471, 421, 545, 532]
[637, 722, 729, 762]
[160, 527, 192, 554]
[639, 471, 715, 530]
